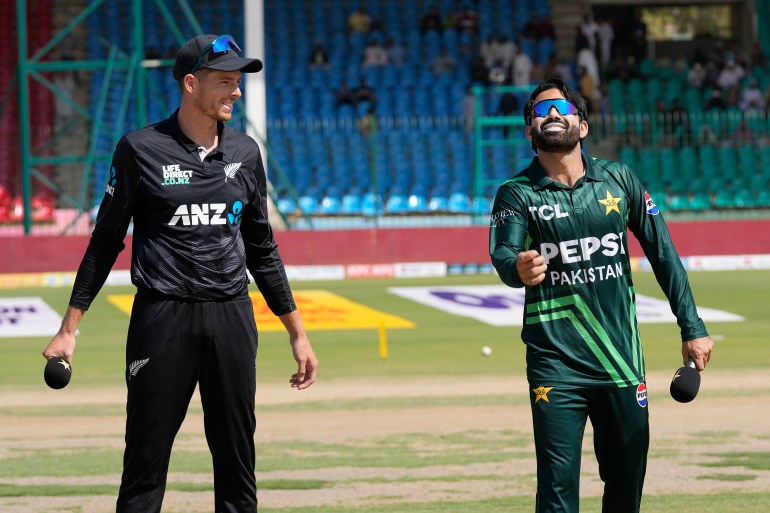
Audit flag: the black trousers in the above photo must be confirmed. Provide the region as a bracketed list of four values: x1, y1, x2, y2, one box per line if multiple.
[116, 292, 259, 513]
[530, 384, 649, 513]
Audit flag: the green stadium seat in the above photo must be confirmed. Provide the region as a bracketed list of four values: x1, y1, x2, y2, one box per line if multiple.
[697, 145, 718, 179]
[756, 188, 770, 207]
[737, 144, 757, 179]
[689, 192, 712, 210]
[717, 145, 738, 176]
[733, 189, 757, 208]
[667, 193, 689, 211]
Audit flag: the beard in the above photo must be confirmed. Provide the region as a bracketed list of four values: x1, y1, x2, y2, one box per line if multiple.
[531, 122, 581, 153]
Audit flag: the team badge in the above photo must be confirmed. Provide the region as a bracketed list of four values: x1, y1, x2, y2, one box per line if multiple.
[224, 162, 242, 182]
[532, 385, 553, 403]
[644, 191, 659, 215]
[598, 190, 622, 215]
[636, 382, 648, 408]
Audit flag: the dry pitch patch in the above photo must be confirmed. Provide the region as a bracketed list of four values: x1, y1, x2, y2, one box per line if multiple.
[1, 371, 769, 512]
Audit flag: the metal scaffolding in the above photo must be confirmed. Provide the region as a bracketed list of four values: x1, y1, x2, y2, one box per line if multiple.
[14, 0, 208, 233]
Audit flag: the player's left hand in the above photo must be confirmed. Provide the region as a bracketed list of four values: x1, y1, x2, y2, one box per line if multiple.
[682, 336, 713, 371]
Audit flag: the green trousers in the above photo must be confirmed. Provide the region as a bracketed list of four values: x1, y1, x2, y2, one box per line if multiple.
[529, 384, 649, 513]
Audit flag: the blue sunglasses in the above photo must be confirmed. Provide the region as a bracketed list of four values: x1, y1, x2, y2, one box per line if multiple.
[528, 99, 581, 124]
[189, 34, 241, 75]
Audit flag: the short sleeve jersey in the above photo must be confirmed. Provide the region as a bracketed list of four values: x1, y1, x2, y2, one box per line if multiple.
[489, 155, 708, 388]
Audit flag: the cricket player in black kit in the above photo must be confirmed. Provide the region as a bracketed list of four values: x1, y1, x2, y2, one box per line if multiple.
[42, 34, 318, 513]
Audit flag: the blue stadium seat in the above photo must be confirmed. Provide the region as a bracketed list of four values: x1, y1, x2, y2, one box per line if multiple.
[361, 193, 384, 216]
[341, 193, 362, 214]
[448, 192, 472, 213]
[385, 193, 408, 214]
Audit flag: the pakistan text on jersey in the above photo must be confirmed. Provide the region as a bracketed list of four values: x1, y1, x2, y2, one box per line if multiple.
[549, 262, 624, 286]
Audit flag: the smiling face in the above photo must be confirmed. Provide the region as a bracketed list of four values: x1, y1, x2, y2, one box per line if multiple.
[188, 69, 242, 122]
[525, 89, 588, 154]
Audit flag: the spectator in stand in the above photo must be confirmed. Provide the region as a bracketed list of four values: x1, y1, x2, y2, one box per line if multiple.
[725, 83, 741, 108]
[576, 43, 600, 88]
[512, 49, 533, 87]
[764, 83, 770, 113]
[308, 41, 329, 70]
[362, 39, 388, 69]
[420, 4, 444, 34]
[733, 119, 754, 144]
[456, 4, 479, 40]
[716, 59, 745, 91]
[705, 88, 728, 111]
[479, 35, 498, 68]
[430, 46, 456, 76]
[687, 62, 706, 89]
[353, 77, 377, 106]
[574, 23, 590, 53]
[358, 105, 377, 139]
[697, 123, 718, 145]
[385, 38, 405, 67]
[740, 78, 765, 112]
[749, 41, 767, 68]
[348, 3, 371, 34]
[521, 11, 539, 42]
[469, 53, 490, 84]
[536, 14, 555, 41]
[496, 91, 520, 136]
[494, 35, 517, 71]
[596, 17, 614, 74]
[579, 13, 600, 54]
[553, 58, 575, 86]
[461, 86, 476, 138]
[630, 10, 647, 62]
[335, 80, 356, 107]
[578, 65, 596, 114]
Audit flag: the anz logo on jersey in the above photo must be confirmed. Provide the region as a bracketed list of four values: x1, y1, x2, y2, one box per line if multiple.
[167, 201, 245, 226]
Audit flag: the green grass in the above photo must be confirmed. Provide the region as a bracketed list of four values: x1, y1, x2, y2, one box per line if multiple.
[1, 270, 769, 512]
[3, 271, 768, 387]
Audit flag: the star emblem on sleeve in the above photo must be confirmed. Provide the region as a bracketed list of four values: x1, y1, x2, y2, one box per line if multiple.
[598, 190, 622, 215]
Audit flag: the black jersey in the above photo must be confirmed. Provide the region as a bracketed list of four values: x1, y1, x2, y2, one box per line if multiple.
[70, 110, 296, 315]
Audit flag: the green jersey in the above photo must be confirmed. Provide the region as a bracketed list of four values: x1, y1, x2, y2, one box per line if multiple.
[489, 155, 708, 388]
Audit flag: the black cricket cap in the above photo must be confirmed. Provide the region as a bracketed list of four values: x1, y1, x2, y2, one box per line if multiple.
[172, 34, 263, 80]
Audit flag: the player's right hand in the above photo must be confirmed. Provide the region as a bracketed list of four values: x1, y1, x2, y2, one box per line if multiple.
[42, 331, 76, 365]
[516, 250, 547, 286]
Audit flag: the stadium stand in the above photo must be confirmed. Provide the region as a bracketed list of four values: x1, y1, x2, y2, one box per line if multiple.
[6, 0, 770, 232]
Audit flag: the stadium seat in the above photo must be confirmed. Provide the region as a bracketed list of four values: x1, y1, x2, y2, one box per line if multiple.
[406, 193, 428, 213]
[447, 192, 472, 213]
[298, 195, 319, 214]
[360, 192, 384, 216]
[341, 193, 362, 214]
[320, 195, 341, 214]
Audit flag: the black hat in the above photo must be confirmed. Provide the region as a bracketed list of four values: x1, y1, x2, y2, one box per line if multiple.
[172, 34, 263, 80]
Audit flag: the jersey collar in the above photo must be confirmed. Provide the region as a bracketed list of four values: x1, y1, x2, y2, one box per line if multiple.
[528, 154, 605, 190]
[169, 109, 231, 157]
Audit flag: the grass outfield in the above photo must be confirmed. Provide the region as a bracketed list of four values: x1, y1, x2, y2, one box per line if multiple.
[1, 270, 769, 512]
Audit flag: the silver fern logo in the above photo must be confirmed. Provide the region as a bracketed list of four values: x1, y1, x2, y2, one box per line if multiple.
[223, 162, 242, 181]
[128, 358, 150, 380]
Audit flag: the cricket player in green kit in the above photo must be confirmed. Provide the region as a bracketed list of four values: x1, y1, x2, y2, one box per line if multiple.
[489, 79, 714, 512]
